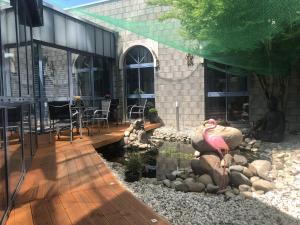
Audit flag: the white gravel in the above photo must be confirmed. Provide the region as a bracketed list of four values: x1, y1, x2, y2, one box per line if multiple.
[102, 135, 300, 225]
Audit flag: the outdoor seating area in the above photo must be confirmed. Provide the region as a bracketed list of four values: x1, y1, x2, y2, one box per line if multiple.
[5, 122, 165, 225]
[1, 0, 300, 225]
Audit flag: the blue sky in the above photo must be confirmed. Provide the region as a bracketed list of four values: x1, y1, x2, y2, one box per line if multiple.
[45, 0, 105, 9]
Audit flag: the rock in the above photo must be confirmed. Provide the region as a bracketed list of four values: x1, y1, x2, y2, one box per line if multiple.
[124, 131, 130, 137]
[191, 153, 220, 175]
[233, 154, 248, 166]
[248, 164, 257, 176]
[166, 174, 176, 181]
[254, 190, 265, 195]
[186, 182, 205, 193]
[124, 137, 129, 145]
[253, 140, 262, 148]
[163, 179, 171, 188]
[183, 178, 195, 185]
[194, 151, 200, 158]
[171, 170, 185, 177]
[225, 190, 236, 199]
[232, 188, 240, 195]
[242, 167, 254, 178]
[206, 184, 219, 193]
[198, 174, 214, 186]
[212, 167, 229, 187]
[239, 184, 251, 192]
[126, 124, 134, 133]
[251, 148, 259, 152]
[129, 133, 137, 141]
[223, 154, 233, 167]
[137, 130, 148, 144]
[175, 183, 189, 192]
[192, 124, 243, 154]
[229, 165, 245, 173]
[252, 179, 275, 193]
[250, 160, 272, 179]
[240, 191, 252, 199]
[244, 138, 251, 143]
[248, 140, 256, 146]
[230, 171, 252, 187]
[250, 176, 260, 184]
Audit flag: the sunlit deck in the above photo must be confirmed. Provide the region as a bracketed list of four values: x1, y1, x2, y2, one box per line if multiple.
[5, 123, 169, 225]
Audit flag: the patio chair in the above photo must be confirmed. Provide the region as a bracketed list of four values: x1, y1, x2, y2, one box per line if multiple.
[128, 99, 147, 122]
[93, 99, 111, 133]
[82, 107, 97, 136]
[48, 101, 78, 142]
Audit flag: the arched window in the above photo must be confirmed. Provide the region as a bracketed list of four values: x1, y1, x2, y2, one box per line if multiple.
[124, 46, 154, 99]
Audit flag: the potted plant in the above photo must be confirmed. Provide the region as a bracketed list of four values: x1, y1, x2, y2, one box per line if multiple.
[124, 154, 143, 182]
[148, 108, 158, 123]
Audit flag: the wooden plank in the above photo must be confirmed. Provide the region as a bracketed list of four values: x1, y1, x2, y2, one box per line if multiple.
[5, 123, 169, 225]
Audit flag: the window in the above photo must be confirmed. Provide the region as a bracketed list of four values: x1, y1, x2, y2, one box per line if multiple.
[72, 54, 92, 96]
[205, 62, 249, 123]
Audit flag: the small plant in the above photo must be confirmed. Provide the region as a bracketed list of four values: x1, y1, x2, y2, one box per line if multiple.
[124, 154, 143, 182]
[148, 108, 159, 123]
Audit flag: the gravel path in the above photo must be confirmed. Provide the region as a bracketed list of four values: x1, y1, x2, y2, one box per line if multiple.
[102, 134, 300, 225]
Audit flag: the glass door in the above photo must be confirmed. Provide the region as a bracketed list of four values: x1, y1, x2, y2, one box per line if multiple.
[7, 105, 23, 198]
[0, 108, 8, 222]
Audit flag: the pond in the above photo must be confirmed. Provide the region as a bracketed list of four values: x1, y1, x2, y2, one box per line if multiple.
[97, 139, 271, 180]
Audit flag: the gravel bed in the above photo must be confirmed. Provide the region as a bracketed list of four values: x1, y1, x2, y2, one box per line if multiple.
[102, 136, 300, 225]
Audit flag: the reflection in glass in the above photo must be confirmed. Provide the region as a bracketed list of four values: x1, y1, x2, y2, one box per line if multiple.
[23, 105, 32, 170]
[42, 46, 69, 99]
[126, 68, 139, 95]
[72, 54, 91, 96]
[93, 57, 111, 97]
[206, 97, 226, 121]
[227, 97, 249, 122]
[7, 106, 23, 196]
[140, 67, 154, 94]
[0, 109, 7, 220]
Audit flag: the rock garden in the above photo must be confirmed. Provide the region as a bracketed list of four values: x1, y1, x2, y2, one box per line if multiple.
[100, 119, 300, 225]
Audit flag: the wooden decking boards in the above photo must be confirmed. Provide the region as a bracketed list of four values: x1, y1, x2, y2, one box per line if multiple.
[5, 123, 169, 225]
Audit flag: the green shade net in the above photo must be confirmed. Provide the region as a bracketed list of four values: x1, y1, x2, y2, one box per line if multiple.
[69, 0, 300, 77]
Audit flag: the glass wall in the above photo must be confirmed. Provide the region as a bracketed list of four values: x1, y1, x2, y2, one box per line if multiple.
[205, 62, 249, 123]
[0, 109, 7, 222]
[0, 2, 116, 224]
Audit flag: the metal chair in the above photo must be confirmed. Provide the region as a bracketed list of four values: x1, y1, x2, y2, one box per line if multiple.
[48, 102, 78, 142]
[93, 99, 111, 133]
[128, 98, 147, 121]
[82, 107, 97, 136]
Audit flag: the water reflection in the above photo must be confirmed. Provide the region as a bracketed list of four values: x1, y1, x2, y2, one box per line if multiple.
[156, 142, 194, 180]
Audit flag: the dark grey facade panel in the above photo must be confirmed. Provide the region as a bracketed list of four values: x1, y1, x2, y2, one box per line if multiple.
[95, 29, 103, 55]
[40, 8, 54, 43]
[54, 13, 67, 46]
[31, 6, 115, 58]
[85, 25, 95, 53]
[66, 19, 77, 49]
[103, 30, 111, 57]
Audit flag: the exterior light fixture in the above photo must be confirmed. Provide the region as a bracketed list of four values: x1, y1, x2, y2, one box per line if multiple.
[185, 53, 194, 67]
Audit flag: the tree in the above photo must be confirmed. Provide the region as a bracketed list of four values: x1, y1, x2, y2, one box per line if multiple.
[148, 0, 300, 110]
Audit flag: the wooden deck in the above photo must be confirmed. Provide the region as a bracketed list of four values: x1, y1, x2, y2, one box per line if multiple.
[6, 123, 170, 225]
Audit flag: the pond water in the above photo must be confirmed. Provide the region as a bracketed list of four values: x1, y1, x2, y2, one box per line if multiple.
[98, 140, 271, 180]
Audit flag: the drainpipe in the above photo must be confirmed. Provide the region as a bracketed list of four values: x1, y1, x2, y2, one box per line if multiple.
[176, 101, 180, 131]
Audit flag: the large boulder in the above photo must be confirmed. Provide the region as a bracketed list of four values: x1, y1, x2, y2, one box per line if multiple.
[192, 124, 243, 154]
[212, 167, 229, 187]
[250, 160, 272, 179]
[191, 153, 220, 175]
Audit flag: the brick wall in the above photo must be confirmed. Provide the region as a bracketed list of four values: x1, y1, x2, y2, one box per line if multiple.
[85, 0, 205, 128]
